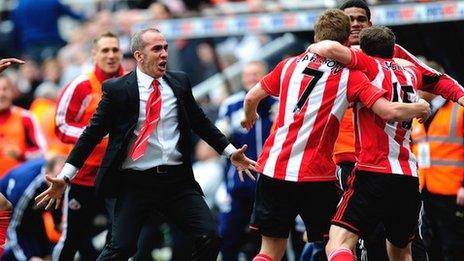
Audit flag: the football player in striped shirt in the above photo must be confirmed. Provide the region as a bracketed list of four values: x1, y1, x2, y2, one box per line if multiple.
[241, 10, 431, 261]
[309, 25, 464, 261]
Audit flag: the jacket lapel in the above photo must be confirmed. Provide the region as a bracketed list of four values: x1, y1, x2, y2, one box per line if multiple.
[125, 71, 139, 108]
[163, 72, 183, 102]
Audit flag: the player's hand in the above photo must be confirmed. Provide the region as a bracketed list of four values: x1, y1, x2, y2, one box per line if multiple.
[35, 175, 67, 210]
[457, 187, 464, 206]
[230, 144, 257, 182]
[416, 98, 431, 123]
[0, 58, 25, 73]
[241, 112, 259, 131]
[458, 96, 464, 108]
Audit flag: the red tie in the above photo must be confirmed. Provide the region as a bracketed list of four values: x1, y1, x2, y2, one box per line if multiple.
[130, 80, 162, 161]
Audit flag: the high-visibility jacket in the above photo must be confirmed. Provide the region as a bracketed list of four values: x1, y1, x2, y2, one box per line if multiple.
[0, 106, 46, 176]
[333, 108, 356, 164]
[30, 97, 72, 156]
[411, 101, 464, 195]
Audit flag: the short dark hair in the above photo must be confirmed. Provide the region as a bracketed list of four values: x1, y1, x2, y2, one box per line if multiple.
[359, 26, 396, 58]
[339, 0, 371, 21]
[93, 31, 119, 48]
[314, 9, 351, 44]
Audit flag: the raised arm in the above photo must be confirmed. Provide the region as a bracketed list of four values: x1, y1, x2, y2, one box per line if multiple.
[309, 40, 352, 65]
[241, 82, 269, 131]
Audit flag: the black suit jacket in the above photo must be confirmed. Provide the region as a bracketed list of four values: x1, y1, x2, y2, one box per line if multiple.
[67, 70, 230, 197]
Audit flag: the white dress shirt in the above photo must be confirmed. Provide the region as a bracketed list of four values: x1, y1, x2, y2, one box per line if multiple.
[122, 67, 183, 170]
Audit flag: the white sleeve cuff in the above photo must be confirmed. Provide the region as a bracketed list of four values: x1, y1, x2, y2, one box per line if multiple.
[57, 163, 78, 181]
[222, 144, 237, 158]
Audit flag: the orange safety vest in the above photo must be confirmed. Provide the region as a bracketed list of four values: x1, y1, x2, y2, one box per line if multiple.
[333, 108, 356, 164]
[82, 72, 108, 166]
[411, 101, 464, 195]
[30, 98, 72, 156]
[0, 107, 28, 176]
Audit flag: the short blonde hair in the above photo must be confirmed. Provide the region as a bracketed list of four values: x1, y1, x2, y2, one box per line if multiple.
[314, 9, 351, 44]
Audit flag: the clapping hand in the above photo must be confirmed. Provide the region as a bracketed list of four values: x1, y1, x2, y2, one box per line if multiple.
[230, 144, 258, 182]
[35, 175, 67, 210]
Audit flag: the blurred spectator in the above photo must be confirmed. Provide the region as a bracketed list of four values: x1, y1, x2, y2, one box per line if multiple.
[411, 60, 464, 261]
[121, 52, 137, 74]
[1, 156, 65, 261]
[0, 75, 46, 177]
[29, 67, 72, 157]
[13, 59, 42, 109]
[35, 58, 63, 94]
[215, 60, 276, 261]
[11, 0, 85, 64]
[197, 42, 219, 79]
[193, 140, 224, 209]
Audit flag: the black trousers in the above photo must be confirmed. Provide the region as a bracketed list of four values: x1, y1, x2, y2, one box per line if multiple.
[421, 190, 464, 261]
[53, 184, 101, 261]
[97, 165, 219, 261]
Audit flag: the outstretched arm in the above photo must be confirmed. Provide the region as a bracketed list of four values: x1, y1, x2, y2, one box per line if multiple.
[35, 163, 77, 210]
[241, 83, 269, 131]
[309, 40, 352, 65]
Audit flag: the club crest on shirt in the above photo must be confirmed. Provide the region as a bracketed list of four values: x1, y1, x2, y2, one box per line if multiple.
[68, 198, 82, 210]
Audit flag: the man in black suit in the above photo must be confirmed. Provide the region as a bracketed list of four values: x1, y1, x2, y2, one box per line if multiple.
[35, 28, 257, 260]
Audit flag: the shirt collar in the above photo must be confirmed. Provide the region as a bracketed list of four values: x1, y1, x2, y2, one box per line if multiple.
[136, 67, 163, 90]
[94, 65, 124, 83]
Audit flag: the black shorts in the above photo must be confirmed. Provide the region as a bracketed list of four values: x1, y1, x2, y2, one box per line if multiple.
[332, 170, 421, 248]
[250, 175, 340, 241]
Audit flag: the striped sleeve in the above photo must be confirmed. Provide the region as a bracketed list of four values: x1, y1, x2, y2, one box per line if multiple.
[55, 75, 92, 144]
[394, 44, 464, 101]
[260, 59, 289, 97]
[21, 109, 47, 159]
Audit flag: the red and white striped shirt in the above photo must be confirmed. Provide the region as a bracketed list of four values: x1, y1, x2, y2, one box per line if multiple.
[257, 51, 386, 182]
[394, 44, 464, 101]
[348, 49, 422, 176]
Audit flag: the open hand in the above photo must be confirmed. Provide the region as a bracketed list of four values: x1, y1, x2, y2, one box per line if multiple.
[35, 175, 67, 210]
[230, 144, 258, 182]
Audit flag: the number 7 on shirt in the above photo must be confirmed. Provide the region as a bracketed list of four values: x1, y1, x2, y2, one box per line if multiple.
[294, 67, 323, 113]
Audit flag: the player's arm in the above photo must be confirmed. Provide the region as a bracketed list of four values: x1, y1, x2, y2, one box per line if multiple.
[242, 83, 269, 131]
[310, 40, 378, 80]
[394, 44, 464, 105]
[242, 58, 287, 130]
[348, 70, 430, 122]
[393, 58, 414, 67]
[371, 97, 430, 122]
[309, 40, 352, 65]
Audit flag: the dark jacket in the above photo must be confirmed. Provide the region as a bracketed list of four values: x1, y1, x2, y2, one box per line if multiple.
[67, 70, 230, 197]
